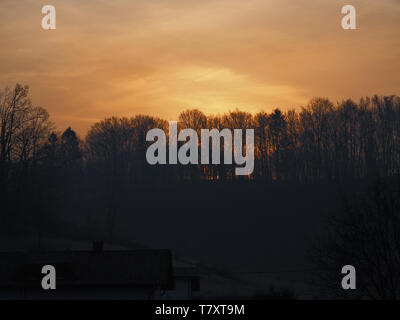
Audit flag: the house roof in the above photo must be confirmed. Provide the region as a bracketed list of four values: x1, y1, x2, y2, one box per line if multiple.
[0, 249, 174, 290]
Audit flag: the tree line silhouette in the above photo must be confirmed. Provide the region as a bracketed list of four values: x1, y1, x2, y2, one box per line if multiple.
[2, 83, 400, 298]
[1, 83, 400, 230]
[87, 94, 400, 183]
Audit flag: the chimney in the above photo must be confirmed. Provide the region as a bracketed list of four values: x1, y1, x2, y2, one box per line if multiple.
[92, 241, 104, 252]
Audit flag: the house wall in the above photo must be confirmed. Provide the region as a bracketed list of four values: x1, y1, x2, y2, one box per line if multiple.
[156, 278, 192, 300]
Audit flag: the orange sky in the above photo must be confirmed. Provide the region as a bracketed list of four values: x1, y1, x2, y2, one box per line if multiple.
[1, 0, 399, 135]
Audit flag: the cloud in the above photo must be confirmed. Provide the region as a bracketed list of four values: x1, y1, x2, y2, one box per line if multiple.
[0, 0, 399, 134]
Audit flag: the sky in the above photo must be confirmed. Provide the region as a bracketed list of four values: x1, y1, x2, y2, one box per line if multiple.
[0, 0, 399, 135]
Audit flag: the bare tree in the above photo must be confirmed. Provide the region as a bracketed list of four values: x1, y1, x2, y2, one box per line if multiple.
[0, 84, 52, 221]
[311, 179, 400, 299]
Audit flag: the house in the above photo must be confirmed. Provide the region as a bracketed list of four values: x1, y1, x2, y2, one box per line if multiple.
[0, 244, 198, 300]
